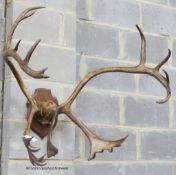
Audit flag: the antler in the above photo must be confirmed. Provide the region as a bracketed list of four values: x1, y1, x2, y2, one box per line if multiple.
[5, 6, 49, 79]
[3, 6, 171, 165]
[3, 7, 49, 166]
[58, 24, 171, 160]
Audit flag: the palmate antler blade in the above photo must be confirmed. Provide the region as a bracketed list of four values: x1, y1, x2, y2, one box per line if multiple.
[58, 24, 171, 160]
[62, 110, 128, 160]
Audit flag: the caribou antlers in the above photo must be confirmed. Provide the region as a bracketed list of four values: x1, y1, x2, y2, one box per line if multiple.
[3, 7, 171, 166]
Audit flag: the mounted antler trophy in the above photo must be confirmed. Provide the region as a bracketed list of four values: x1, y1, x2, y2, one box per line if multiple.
[3, 7, 171, 166]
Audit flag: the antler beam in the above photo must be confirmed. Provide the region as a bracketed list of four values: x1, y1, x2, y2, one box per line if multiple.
[58, 25, 171, 160]
[3, 7, 50, 166]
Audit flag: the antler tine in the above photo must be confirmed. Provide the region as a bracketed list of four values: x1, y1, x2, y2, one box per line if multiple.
[156, 69, 171, 104]
[23, 137, 46, 166]
[153, 50, 171, 104]
[59, 24, 171, 109]
[136, 25, 146, 65]
[22, 39, 49, 78]
[155, 49, 171, 71]
[24, 39, 41, 63]
[7, 6, 45, 46]
[4, 6, 49, 79]
[14, 39, 21, 51]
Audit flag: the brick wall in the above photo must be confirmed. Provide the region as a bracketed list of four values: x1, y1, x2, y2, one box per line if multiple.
[1, 0, 176, 175]
[0, 0, 5, 172]
[76, 0, 176, 175]
[1, 0, 76, 174]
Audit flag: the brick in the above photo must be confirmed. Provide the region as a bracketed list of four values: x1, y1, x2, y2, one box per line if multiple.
[2, 120, 75, 160]
[172, 100, 176, 128]
[63, 14, 76, 48]
[16, 0, 75, 11]
[124, 96, 169, 127]
[144, 0, 168, 4]
[76, 90, 120, 125]
[77, 22, 119, 58]
[138, 74, 167, 97]
[76, 56, 136, 92]
[58, 162, 74, 175]
[170, 0, 176, 7]
[91, 0, 139, 28]
[142, 4, 176, 36]
[76, 0, 89, 19]
[2, 160, 61, 175]
[83, 127, 136, 160]
[123, 31, 168, 64]
[75, 163, 122, 175]
[146, 34, 168, 63]
[75, 128, 81, 159]
[125, 163, 173, 175]
[5, 43, 76, 83]
[122, 31, 140, 62]
[0, 18, 5, 42]
[0, 0, 4, 4]
[141, 131, 176, 160]
[0, 43, 4, 80]
[8, 2, 61, 45]
[172, 39, 176, 66]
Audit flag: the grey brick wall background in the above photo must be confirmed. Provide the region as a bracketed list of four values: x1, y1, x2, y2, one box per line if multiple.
[1, 0, 176, 175]
[0, 0, 5, 173]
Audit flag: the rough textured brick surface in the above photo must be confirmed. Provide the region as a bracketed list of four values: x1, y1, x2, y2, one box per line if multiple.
[170, 0, 176, 7]
[141, 131, 176, 160]
[125, 163, 173, 175]
[2, 160, 64, 175]
[138, 74, 166, 97]
[124, 96, 169, 127]
[84, 127, 136, 160]
[172, 39, 176, 66]
[75, 163, 122, 175]
[151, 0, 168, 4]
[145, 0, 168, 4]
[172, 100, 176, 128]
[91, 0, 139, 28]
[77, 56, 136, 92]
[123, 31, 168, 64]
[8, 2, 61, 45]
[142, 4, 176, 36]
[76, 90, 120, 125]
[77, 22, 119, 58]
[64, 14, 76, 48]
[76, 0, 89, 19]
[16, 0, 75, 11]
